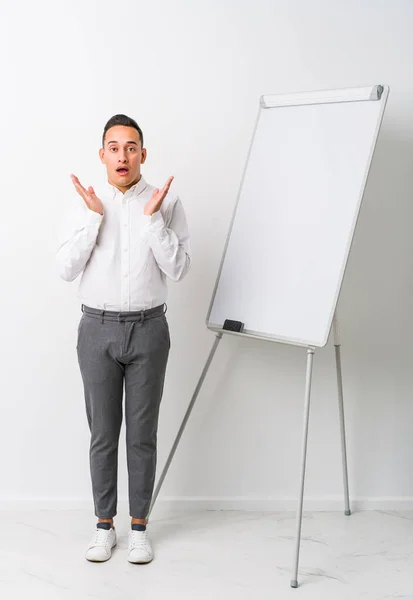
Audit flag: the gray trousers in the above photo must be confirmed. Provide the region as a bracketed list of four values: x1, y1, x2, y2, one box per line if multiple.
[76, 303, 170, 519]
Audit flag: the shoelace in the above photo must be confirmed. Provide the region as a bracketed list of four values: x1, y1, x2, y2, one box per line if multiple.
[129, 530, 148, 550]
[92, 528, 112, 549]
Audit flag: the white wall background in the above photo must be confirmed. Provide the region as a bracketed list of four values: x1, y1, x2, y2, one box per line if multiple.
[0, 0, 412, 513]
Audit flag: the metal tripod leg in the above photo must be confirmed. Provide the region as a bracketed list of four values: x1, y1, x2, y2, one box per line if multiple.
[147, 332, 223, 521]
[291, 315, 351, 588]
[333, 316, 351, 516]
[290, 346, 315, 588]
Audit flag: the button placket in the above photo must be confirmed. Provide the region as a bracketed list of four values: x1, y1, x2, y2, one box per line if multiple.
[121, 197, 130, 311]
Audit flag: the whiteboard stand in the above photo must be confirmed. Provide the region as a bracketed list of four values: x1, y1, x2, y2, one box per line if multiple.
[147, 312, 351, 589]
[147, 84, 388, 588]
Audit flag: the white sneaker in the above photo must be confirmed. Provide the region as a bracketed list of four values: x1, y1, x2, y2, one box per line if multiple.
[85, 524, 117, 562]
[127, 527, 154, 563]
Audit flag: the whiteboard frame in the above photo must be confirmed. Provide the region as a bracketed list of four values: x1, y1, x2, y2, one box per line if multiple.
[206, 84, 390, 348]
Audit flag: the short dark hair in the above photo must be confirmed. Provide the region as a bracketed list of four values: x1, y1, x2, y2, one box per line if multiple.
[102, 114, 144, 147]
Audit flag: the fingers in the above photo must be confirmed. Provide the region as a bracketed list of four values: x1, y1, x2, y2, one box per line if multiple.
[162, 176, 174, 193]
[70, 174, 86, 192]
[70, 174, 89, 201]
[152, 176, 174, 198]
[150, 188, 159, 202]
[157, 176, 174, 200]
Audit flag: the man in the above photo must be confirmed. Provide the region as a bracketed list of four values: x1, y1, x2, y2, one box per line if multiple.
[56, 114, 191, 563]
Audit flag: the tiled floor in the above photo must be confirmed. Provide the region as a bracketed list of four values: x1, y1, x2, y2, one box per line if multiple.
[0, 509, 412, 599]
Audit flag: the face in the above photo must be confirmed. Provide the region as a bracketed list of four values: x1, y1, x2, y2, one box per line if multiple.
[99, 125, 147, 192]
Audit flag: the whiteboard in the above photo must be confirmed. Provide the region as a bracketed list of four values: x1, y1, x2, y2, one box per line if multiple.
[207, 85, 389, 347]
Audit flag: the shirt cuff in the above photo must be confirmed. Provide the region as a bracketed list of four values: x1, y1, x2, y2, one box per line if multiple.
[86, 207, 104, 228]
[145, 210, 165, 232]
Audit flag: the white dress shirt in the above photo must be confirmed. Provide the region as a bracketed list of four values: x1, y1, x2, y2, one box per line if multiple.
[57, 176, 191, 311]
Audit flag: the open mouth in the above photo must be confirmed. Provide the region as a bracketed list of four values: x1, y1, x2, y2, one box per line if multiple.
[116, 167, 129, 176]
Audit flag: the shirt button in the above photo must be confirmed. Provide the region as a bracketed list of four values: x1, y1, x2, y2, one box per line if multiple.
[124, 248, 128, 252]
[124, 273, 128, 278]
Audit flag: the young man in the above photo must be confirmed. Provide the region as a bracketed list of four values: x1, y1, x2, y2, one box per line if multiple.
[57, 114, 191, 563]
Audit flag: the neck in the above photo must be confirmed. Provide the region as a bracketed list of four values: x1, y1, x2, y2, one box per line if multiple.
[108, 173, 141, 194]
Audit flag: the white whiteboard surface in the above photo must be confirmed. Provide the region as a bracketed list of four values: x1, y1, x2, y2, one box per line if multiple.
[207, 86, 389, 347]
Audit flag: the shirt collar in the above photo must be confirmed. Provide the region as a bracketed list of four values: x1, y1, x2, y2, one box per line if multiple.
[105, 175, 147, 199]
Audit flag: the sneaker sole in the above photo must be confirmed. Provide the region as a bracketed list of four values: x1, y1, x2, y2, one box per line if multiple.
[127, 553, 153, 564]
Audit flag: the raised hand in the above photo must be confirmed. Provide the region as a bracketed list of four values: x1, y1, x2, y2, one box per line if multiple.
[144, 176, 174, 216]
[71, 174, 104, 215]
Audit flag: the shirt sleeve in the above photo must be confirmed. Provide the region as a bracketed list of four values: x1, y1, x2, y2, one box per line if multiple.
[144, 195, 191, 282]
[56, 203, 103, 282]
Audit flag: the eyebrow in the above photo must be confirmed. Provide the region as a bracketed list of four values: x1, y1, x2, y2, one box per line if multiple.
[107, 140, 138, 145]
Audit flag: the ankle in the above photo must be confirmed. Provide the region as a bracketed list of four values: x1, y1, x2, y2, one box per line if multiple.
[98, 518, 114, 526]
[131, 517, 146, 526]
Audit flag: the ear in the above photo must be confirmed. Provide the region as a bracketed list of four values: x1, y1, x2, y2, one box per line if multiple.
[141, 148, 147, 164]
[99, 148, 105, 163]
